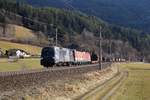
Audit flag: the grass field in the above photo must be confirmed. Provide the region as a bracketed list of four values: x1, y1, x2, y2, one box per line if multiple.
[110, 63, 150, 100]
[0, 58, 42, 72]
[0, 40, 42, 55]
[81, 63, 150, 100]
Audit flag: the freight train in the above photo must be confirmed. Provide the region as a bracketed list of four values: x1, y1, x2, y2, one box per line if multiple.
[40, 46, 98, 67]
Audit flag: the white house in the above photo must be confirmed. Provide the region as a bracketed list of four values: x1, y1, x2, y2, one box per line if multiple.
[16, 50, 31, 58]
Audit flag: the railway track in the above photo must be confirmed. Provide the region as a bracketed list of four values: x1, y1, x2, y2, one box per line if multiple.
[0, 63, 111, 77]
[0, 63, 112, 92]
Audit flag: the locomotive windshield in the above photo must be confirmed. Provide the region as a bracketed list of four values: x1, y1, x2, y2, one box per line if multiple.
[41, 47, 54, 58]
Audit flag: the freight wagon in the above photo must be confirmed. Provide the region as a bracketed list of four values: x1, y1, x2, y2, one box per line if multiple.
[41, 46, 92, 67]
[73, 50, 91, 64]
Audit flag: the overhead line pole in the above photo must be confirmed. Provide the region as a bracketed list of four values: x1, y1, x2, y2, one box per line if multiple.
[109, 39, 112, 62]
[55, 28, 58, 46]
[99, 26, 102, 70]
[55, 9, 58, 47]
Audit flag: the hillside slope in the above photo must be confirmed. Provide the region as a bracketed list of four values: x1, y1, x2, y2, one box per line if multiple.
[0, 24, 49, 46]
[13, 24, 37, 39]
[0, 0, 150, 61]
[22, 0, 150, 32]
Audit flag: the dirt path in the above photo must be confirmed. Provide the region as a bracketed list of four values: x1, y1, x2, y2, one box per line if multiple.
[101, 71, 128, 100]
[78, 64, 128, 100]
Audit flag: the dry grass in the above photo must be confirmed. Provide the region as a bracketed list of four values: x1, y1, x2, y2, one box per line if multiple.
[110, 63, 150, 100]
[0, 40, 42, 55]
[0, 24, 49, 46]
[0, 65, 118, 100]
[13, 25, 37, 39]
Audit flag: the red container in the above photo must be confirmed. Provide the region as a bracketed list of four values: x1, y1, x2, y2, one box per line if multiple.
[74, 50, 91, 62]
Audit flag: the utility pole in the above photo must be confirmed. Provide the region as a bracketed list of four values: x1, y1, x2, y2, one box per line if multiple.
[55, 9, 58, 47]
[99, 26, 102, 70]
[109, 39, 112, 62]
[55, 28, 58, 46]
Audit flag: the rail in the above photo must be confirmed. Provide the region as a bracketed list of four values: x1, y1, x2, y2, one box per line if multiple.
[0, 63, 112, 92]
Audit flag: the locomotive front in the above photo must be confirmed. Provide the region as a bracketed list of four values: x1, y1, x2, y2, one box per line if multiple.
[41, 47, 55, 67]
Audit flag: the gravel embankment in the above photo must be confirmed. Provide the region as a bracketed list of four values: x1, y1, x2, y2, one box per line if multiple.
[0, 64, 117, 100]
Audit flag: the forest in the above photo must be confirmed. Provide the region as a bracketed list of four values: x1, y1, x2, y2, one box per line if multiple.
[0, 0, 150, 62]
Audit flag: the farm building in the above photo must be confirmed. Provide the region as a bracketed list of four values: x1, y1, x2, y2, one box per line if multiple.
[6, 49, 31, 58]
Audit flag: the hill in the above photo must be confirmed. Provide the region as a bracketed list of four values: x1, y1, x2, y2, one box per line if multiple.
[0, 24, 49, 46]
[0, 0, 150, 61]
[21, 0, 150, 32]
[13, 24, 39, 40]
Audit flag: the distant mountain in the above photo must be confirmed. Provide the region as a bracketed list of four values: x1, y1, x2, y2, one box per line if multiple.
[20, 0, 150, 32]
